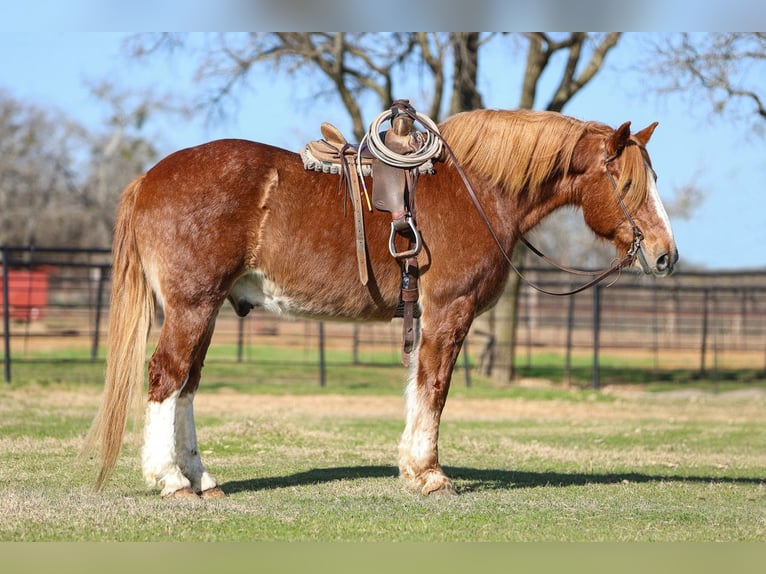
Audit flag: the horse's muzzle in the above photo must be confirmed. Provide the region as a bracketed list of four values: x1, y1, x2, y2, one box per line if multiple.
[654, 247, 678, 276]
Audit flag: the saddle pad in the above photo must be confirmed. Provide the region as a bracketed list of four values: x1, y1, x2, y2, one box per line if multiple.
[300, 143, 374, 177]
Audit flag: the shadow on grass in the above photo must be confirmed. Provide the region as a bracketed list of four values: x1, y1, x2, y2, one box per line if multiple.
[222, 465, 764, 494]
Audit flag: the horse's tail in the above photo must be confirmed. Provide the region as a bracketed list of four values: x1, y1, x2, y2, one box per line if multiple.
[83, 174, 154, 490]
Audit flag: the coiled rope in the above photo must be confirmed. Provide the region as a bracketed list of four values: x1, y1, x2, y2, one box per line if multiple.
[359, 104, 443, 169]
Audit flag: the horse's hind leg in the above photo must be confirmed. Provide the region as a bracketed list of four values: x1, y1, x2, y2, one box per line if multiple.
[398, 295, 475, 495]
[142, 304, 220, 498]
[173, 321, 226, 499]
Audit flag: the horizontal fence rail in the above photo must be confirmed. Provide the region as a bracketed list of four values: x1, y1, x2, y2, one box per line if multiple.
[3, 245, 766, 388]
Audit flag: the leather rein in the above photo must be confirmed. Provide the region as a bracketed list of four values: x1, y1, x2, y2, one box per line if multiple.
[397, 105, 649, 297]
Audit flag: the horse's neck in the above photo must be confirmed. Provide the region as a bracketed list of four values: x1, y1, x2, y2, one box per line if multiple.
[508, 180, 575, 238]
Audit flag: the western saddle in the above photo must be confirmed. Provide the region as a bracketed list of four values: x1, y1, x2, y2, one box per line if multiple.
[300, 100, 443, 364]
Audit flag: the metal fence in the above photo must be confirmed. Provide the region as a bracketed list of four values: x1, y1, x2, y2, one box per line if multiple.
[3, 245, 766, 387]
[508, 269, 766, 386]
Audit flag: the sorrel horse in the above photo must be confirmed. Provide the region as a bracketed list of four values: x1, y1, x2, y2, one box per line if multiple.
[84, 108, 677, 498]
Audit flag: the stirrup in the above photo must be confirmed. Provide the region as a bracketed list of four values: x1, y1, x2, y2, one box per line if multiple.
[389, 216, 422, 259]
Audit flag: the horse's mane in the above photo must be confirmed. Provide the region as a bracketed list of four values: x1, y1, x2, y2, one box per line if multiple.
[439, 109, 649, 212]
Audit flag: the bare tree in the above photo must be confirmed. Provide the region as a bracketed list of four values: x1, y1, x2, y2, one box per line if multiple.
[78, 82, 172, 245]
[487, 32, 622, 381]
[449, 32, 484, 115]
[0, 86, 165, 248]
[128, 32, 621, 126]
[129, 33, 423, 141]
[520, 32, 621, 111]
[0, 92, 85, 246]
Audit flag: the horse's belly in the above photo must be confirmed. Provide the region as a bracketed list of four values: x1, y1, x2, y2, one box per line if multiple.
[227, 267, 397, 321]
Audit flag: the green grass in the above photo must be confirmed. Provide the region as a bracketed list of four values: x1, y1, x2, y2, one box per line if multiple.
[1, 376, 765, 542]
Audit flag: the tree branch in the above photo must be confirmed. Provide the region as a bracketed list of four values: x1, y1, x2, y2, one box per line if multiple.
[520, 33, 549, 109]
[647, 33, 766, 128]
[547, 32, 621, 112]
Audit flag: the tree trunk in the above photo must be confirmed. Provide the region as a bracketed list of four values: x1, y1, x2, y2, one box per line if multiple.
[486, 249, 525, 382]
[449, 33, 483, 115]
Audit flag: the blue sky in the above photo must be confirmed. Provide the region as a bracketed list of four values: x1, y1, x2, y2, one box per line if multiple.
[1, 32, 765, 271]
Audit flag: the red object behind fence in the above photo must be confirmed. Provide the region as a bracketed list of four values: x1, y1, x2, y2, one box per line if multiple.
[0, 269, 50, 321]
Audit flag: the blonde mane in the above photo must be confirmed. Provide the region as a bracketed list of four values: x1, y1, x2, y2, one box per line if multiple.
[439, 109, 649, 212]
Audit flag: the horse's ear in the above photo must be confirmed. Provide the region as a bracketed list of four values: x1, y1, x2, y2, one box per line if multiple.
[634, 121, 659, 146]
[606, 121, 632, 158]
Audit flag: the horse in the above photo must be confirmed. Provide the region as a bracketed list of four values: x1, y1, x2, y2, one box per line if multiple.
[84, 108, 677, 498]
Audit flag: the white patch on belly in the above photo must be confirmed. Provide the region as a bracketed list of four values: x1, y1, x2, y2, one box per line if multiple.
[229, 269, 301, 316]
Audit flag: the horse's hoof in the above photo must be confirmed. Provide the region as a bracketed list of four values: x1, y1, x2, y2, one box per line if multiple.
[421, 472, 458, 496]
[163, 487, 200, 500]
[423, 481, 458, 496]
[200, 486, 227, 499]
[401, 469, 459, 496]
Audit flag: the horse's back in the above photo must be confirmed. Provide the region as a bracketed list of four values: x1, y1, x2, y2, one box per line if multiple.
[136, 138, 297, 210]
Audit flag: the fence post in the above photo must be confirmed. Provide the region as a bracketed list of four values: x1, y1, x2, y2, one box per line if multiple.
[564, 288, 575, 384]
[592, 284, 602, 390]
[318, 321, 326, 388]
[90, 266, 106, 361]
[236, 317, 245, 363]
[462, 338, 471, 388]
[2, 246, 10, 384]
[352, 324, 360, 365]
[652, 287, 659, 371]
[710, 290, 719, 384]
[700, 289, 709, 377]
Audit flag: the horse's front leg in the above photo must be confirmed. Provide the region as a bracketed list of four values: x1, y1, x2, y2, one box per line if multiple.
[398, 295, 475, 495]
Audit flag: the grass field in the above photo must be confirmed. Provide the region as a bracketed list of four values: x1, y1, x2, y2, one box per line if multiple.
[1, 354, 765, 542]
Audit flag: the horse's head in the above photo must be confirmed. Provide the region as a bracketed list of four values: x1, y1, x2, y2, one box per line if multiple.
[577, 121, 678, 276]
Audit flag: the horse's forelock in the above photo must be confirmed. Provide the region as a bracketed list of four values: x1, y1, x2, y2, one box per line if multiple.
[617, 141, 650, 213]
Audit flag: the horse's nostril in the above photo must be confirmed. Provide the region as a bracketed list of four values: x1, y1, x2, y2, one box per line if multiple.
[656, 252, 670, 271]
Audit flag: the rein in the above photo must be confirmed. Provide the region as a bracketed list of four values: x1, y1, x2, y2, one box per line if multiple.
[395, 105, 646, 297]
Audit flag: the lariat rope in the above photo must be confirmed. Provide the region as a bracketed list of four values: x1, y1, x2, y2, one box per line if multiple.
[359, 101, 443, 171]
